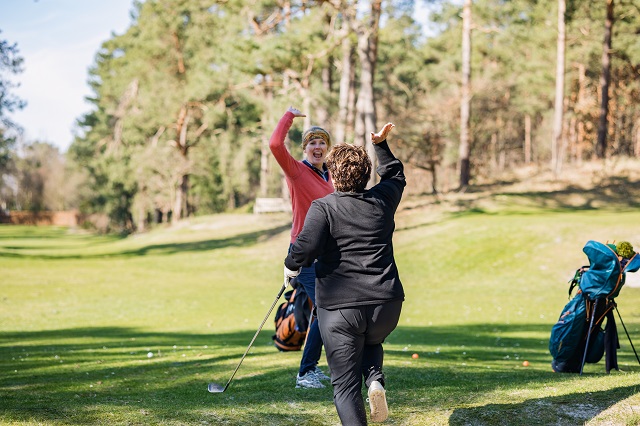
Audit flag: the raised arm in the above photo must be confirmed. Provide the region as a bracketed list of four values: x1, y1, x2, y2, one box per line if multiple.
[370, 122, 403, 180]
[370, 122, 395, 145]
[269, 106, 307, 175]
[287, 106, 306, 119]
[370, 122, 405, 207]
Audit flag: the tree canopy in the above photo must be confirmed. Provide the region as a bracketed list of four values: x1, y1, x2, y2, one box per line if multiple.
[4, 0, 640, 231]
[0, 31, 26, 175]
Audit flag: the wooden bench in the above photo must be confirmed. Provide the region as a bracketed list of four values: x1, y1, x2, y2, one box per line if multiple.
[253, 198, 292, 214]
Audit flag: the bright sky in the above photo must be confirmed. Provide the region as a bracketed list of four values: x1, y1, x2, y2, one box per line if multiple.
[1, 1, 434, 153]
[0, 0, 135, 152]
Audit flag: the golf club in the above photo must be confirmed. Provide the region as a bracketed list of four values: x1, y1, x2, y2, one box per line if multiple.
[208, 276, 290, 393]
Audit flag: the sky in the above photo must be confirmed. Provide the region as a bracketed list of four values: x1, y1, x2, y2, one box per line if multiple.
[1, 0, 135, 152]
[1, 1, 434, 153]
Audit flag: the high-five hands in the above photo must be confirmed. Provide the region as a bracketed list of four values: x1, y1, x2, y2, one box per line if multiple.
[287, 106, 306, 118]
[370, 122, 395, 145]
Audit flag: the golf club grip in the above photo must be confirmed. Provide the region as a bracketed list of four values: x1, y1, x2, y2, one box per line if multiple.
[223, 279, 289, 388]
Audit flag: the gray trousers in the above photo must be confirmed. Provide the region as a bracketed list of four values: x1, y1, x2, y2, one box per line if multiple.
[317, 300, 403, 426]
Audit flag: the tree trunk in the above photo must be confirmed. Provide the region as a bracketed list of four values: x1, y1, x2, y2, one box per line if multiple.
[635, 121, 640, 157]
[556, 98, 569, 174]
[346, 55, 357, 144]
[458, 0, 472, 189]
[552, 0, 566, 174]
[303, 86, 312, 130]
[612, 88, 622, 155]
[575, 62, 586, 163]
[172, 173, 188, 225]
[260, 75, 273, 198]
[172, 109, 187, 224]
[335, 36, 353, 145]
[569, 116, 577, 163]
[428, 139, 439, 195]
[260, 141, 269, 198]
[524, 114, 532, 164]
[429, 162, 438, 195]
[578, 120, 585, 163]
[316, 61, 331, 127]
[353, 0, 381, 188]
[597, 0, 614, 158]
[490, 133, 497, 171]
[137, 197, 146, 232]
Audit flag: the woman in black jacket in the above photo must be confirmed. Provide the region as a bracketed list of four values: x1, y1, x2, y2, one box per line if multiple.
[284, 123, 405, 425]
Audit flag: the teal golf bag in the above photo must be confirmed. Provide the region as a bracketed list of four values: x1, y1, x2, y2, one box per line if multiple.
[549, 240, 640, 374]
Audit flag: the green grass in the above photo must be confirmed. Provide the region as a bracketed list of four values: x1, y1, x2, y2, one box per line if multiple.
[2, 200, 640, 425]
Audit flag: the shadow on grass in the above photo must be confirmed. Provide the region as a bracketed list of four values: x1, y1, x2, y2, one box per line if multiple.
[390, 323, 640, 425]
[398, 176, 640, 230]
[460, 177, 640, 212]
[0, 223, 291, 260]
[448, 385, 640, 426]
[0, 325, 333, 425]
[2, 323, 640, 425]
[396, 177, 640, 235]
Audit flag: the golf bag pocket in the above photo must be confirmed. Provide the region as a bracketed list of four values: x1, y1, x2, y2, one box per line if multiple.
[549, 292, 587, 362]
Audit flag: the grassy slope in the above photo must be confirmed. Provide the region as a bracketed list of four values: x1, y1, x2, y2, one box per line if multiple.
[1, 169, 640, 425]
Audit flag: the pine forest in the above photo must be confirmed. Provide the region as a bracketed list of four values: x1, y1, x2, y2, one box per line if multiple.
[1, 0, 640, 232]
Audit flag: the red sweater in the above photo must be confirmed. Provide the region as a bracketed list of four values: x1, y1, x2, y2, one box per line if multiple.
[269, 111, 334, 243]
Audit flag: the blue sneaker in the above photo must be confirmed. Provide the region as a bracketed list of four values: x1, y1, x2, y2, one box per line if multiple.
[295, 371, 325, 389]
[314, 366, 330, 381]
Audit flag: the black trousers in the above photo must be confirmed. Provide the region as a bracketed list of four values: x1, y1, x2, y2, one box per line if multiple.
[317, 300, 403, 426]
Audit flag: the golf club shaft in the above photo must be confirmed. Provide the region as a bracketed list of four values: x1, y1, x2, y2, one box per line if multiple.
[580, 298, 598, 375]
[217, 278, 289, 392]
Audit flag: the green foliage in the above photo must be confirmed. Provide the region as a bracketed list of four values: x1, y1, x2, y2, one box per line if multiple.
[10, 142, 62, 211]
[617, 241, 635, 259]
[0, 31, 25, 130]
[0, 32, 26, 181]
[64, 0, 640, 227]
[70, 0, 265, 229]
[0, 127, 15, 174]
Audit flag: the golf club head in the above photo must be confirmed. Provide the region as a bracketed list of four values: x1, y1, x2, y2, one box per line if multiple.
[208, 382, 227, 393]
[207, 281, 288, 395]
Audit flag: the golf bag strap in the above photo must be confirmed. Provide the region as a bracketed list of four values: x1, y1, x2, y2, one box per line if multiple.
[605, 247, 634, 299]
[584, 298, 614, 330]
[568, 267, 587, 297]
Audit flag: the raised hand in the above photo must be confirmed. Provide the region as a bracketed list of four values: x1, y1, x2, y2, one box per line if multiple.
[287, 106, 306, 118]
[370, 122, 395, 145]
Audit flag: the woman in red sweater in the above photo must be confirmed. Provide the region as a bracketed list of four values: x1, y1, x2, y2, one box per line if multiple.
[269, 106, 334, 389]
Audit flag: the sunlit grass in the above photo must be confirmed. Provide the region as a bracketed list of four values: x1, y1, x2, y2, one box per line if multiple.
[1, 201, 640, 425]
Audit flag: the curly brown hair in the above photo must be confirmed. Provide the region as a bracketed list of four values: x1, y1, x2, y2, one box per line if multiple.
[326, 144, 371, 192]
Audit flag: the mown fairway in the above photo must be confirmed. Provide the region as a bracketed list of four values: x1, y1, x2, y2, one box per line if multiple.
[2, 188, 640, 425]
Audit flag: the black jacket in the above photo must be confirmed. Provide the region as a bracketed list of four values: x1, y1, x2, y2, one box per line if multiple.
[285, 141, 406, 310]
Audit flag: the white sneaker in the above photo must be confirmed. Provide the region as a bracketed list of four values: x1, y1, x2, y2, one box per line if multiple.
[367, 380, 388, 422]
[295, 371, 325, 389]
[314, 366, 330, 381]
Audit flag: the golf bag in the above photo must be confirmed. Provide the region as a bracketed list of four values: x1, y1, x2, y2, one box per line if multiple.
[549, 240, 640, 373]
[272, 277, 313, 351]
